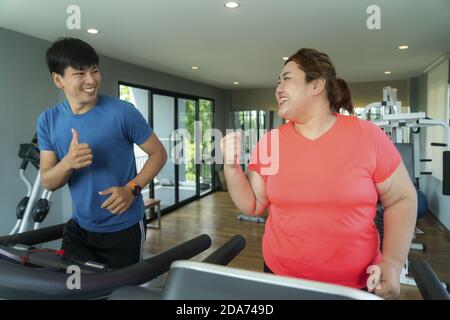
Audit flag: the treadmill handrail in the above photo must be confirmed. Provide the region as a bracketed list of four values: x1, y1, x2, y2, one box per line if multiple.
[0, 223, 65, 246]
[0, 234, 211, 299]
[168, 261, 382, 300]
[410, 258, 450, 300]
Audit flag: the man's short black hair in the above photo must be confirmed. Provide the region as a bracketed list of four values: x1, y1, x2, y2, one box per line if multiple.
[46, 37, 99, 76]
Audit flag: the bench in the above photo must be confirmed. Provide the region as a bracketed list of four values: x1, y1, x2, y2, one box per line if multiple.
[144, 199, 161, 229]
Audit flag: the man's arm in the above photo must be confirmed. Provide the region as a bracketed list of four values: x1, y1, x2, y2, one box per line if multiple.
[99, 132, 167, 214]
[40, 128, 92, 191]
[133, 132, 168, 189]
[40, 150, 73, 191]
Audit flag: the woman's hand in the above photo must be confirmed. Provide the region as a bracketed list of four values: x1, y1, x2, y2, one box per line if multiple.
[366, 260, 402, 299]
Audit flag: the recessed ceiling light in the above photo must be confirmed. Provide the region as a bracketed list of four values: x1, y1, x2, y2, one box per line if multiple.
[384, 71, 391, 74]
[233, 81, 239, 85]
[224, 1, 240, 9]
[86, 28, 100, 34]
[282, 57, 289, 61]
[192, 66, 199, 70]
[398, 45, 409, 50]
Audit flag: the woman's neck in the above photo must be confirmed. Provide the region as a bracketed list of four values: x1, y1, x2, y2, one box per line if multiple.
[293, 106, 336, 140]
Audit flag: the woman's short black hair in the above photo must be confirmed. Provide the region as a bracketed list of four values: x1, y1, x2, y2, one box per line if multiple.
[46, 37, 99, 76]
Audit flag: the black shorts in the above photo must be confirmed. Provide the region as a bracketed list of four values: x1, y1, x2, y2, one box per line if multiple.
[61, 217, 146, 270]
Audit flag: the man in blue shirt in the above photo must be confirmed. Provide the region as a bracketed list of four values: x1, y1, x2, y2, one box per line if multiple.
[37, 38, 167, 269]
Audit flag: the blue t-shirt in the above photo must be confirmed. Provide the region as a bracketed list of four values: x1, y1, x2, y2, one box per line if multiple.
[37, 95, 153, 232]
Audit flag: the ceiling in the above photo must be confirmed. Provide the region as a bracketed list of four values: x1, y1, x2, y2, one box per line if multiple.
[1, 0, 449, 89]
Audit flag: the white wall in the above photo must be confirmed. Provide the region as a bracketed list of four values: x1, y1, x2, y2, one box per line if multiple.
[0, 27, 66, 235]
[422, 57, 450, 230]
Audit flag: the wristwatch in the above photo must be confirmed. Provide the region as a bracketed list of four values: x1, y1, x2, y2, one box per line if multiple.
[126, 181, 142, 196]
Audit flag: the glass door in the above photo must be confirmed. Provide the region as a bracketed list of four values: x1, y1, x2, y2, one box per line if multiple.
[199, 99, 214, 195]
[119, 85, 151, 201]
[152, 94, 176, 210]
[119, 82, 215, 212]
[177, 98, 197, 202]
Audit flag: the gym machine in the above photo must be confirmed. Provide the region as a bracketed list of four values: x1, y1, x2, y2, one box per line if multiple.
[360, 87, 450, 287]
[10, 135, 52, 235]
[0, 223, 217, 299]
[110, 234, 380, 300]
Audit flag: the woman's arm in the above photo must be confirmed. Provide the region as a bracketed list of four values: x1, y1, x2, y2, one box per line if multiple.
[221, 132, 269, 216]
[224, 165, 269, 216]
[374, 161, 417, 298]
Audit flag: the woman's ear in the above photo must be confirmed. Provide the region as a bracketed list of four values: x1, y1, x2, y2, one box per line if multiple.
[312, 78, 326, 95]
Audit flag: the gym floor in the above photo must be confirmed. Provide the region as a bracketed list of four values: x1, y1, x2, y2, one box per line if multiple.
[144, 191, 450, 300]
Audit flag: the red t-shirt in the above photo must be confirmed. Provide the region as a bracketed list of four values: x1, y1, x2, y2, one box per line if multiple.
[248, 114, 401, 288]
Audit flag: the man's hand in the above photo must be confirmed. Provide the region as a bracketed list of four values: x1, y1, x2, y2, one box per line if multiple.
[63, 128, 93, 169]
[99, 186, 135, 214]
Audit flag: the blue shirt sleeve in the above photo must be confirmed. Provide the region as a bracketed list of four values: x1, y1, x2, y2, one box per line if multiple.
[36, 112, 54, 151]
[122, 102, 153, 145]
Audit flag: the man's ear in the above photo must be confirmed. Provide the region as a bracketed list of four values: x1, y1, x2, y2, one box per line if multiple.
[51, 72, 64, 89]
[312, 78, 326, 95]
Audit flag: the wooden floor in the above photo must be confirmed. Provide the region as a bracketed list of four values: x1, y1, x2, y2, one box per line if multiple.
[144, 191, 450, 300]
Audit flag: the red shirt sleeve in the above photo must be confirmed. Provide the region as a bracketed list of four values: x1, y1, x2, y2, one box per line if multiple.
[367, 122, 402, 184]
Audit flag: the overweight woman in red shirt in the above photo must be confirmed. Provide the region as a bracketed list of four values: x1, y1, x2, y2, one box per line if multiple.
[220, 48, 417, 299]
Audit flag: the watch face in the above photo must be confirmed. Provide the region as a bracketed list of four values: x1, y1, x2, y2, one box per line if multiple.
[133, 185, 142, 196]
